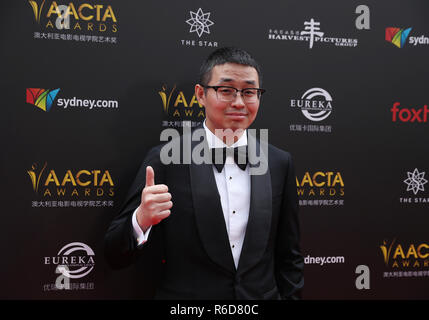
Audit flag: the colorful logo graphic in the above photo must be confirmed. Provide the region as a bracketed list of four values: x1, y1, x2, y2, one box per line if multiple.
[26, 88, 60, 112]
[385, 27, 412, 48]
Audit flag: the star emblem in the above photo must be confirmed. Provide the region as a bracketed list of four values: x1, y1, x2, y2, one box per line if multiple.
[185, 8, 214, 38]
[404, 168, 428, 195]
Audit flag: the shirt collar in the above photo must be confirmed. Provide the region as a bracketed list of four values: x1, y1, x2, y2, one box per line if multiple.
[203, 120, 248, 149]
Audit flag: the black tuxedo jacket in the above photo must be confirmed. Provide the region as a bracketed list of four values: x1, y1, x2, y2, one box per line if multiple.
[104, 128, 304, 299]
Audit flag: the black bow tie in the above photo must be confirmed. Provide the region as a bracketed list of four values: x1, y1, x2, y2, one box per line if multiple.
[211, 146, 248, 173]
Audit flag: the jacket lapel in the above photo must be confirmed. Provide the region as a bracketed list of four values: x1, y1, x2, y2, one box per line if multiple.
[189, 128, 236, 274]
[237, 134, 272, 274]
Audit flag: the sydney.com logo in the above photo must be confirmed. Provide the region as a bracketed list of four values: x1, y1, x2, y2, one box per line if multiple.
[385, 27, 429, 48]
[26, 87, 119, 112]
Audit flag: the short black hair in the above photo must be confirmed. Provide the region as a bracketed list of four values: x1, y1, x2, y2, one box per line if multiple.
[198, 47, 262, 87]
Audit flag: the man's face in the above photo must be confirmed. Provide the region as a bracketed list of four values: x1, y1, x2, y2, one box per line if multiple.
[196, 63, 261, 133]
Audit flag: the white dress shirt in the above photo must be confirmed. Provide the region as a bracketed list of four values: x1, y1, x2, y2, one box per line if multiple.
[132, 121, 251, 269]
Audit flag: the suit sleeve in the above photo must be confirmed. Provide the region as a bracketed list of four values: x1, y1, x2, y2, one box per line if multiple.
[275, 152, 304, 299]
[104, 146, 164, 270]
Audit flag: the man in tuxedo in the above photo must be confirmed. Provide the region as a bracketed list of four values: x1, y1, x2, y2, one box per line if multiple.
[104, 47, 304, 299]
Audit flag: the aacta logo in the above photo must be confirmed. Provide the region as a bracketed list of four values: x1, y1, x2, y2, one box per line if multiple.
[385, 27, 412, 48]
[26, 88, 60, 112]
[296, 171, 344, 196]
[159, 84, 205, 118]
[380, 239, 429, 268]
[28, 162, 114, 197]
[391, 102, 429, 123]
[28, 0, 118, 32]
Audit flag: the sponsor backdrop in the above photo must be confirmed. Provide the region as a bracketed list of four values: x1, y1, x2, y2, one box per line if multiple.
[0, 0, 428, 299]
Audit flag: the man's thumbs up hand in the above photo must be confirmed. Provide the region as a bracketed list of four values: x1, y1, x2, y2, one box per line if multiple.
[145, 165, 155, 187]
[136, 166, 172, 232]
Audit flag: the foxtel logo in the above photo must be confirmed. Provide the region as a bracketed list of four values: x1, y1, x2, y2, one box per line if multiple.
[391, 102, 429, 123]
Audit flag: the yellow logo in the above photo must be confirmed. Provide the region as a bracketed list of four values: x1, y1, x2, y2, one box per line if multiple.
[159, 84, 205, 119]
[45, 2, 117, 23]
[27, 162, 47, 191]
[159, 84, 176, 115]
[380, 239, 396, 265]
[28, 1, 118, 33]
[296, 171, 345, 196]
[28, 162, 114, 197]
[380, 239, 429, 268]
[28, 0, 46, 23]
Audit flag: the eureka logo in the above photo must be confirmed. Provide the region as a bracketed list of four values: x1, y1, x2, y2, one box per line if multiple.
[26, 88, 60, 112]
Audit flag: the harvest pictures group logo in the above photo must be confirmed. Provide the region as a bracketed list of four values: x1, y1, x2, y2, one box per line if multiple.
[27, 0, 118, 44]
[268, 18, 358, 49]
[28, 162, 115, 208]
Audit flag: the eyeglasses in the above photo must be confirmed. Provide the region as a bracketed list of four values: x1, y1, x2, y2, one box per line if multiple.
[203, 85, 266, 104]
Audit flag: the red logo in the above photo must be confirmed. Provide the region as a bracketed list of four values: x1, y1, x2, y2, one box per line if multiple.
[391, 102, 429, 122]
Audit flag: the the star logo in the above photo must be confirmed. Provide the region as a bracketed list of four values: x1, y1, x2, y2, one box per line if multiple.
[403, 168, 428, 195]
[185, 8, 214, 38]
